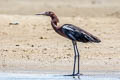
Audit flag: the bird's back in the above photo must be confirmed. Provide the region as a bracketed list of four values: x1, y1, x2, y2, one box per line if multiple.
[61, 24, 101, 43]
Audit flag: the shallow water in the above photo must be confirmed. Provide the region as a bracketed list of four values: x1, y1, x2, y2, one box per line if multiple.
[0, 72, 120, 80]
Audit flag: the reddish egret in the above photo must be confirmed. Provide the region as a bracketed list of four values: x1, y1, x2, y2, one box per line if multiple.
[36, 11, 101, 76]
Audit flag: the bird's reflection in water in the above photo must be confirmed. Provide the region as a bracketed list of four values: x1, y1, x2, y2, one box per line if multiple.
[73, 75, 81, 80]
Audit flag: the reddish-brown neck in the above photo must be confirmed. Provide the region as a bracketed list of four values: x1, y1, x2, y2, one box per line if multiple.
[50, 14, 59, 31]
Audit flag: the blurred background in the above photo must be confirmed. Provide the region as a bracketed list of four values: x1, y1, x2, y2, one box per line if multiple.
[0, 0, 120, 17]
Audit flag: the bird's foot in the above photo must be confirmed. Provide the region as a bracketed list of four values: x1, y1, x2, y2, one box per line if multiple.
[64, 73, 83, 76]
[75, 73, 83, 76]
[73, 73, 83, 76]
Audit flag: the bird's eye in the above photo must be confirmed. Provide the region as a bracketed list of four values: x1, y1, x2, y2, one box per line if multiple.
[49, 12, 52, 14]
[49, 12, 53, 15]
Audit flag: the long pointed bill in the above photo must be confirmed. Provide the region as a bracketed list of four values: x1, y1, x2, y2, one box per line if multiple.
[35, 12, 46, 15]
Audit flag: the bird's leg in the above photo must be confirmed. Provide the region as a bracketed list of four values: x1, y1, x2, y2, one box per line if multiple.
[75, 43, 80, 75]
[72, 41, 77, 76]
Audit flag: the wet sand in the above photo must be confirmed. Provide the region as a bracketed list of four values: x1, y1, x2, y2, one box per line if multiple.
[0, 0, 120, 77]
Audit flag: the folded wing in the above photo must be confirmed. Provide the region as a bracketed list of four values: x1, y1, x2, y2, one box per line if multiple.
[62, 24, 101, 43]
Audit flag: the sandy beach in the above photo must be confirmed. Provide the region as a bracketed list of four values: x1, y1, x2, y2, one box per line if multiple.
[0, 0, 120, 75]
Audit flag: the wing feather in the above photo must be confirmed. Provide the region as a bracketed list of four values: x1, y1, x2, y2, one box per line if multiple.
[62, 24, 101, 43]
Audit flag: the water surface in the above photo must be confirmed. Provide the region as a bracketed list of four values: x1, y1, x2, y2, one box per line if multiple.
[0, 72, 120, 80]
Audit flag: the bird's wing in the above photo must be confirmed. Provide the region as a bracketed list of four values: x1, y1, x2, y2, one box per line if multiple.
[61, 24, 101, 43]
[62, 24, 78, 40]
[80, 31, 97, 42]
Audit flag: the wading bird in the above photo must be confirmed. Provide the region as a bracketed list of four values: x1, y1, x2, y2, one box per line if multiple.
[36, 11, 101, 76]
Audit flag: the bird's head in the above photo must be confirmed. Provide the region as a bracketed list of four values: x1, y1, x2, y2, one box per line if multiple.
[35, 11, 59, 23]
[35, 11, 55, 16]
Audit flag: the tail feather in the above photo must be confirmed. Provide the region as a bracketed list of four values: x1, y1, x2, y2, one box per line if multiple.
[83, 33, 101, 43]
[91, 36, 101, 43]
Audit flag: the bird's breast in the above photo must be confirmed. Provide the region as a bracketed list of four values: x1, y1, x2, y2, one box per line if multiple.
[55, 27, 68, 38]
